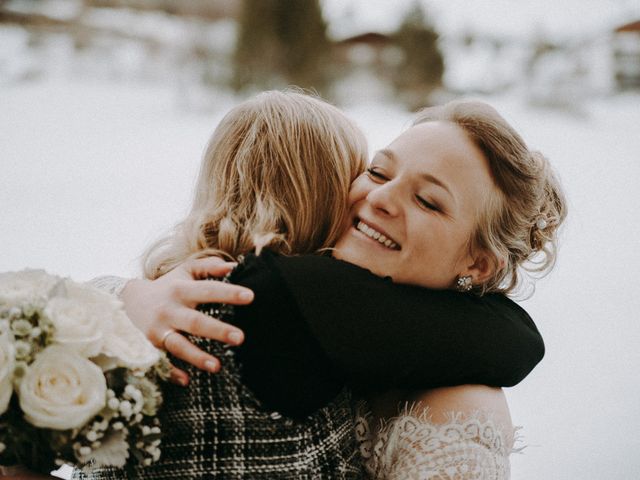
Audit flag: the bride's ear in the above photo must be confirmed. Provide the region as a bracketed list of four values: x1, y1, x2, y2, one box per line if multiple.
[463, 250, 502, 285]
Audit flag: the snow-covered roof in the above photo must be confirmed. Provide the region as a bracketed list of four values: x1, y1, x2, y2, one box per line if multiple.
[615, 20, 640, 32]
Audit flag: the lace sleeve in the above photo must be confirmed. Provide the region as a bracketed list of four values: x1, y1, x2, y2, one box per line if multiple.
[356, 405, 516, 480]
[87, 275, 131, 299]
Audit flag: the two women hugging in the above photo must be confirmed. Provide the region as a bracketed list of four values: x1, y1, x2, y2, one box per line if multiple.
[84, 90, 566, 479]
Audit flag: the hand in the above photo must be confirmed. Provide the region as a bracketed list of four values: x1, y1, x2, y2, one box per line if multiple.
[121, 256, 254, 385]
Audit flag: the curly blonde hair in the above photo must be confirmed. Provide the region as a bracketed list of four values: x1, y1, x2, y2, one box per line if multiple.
[143, 90, 368, 279]
[414, 100, 567, 295]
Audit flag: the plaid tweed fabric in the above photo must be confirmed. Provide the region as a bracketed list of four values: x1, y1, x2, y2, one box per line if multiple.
[80, 266, 364, 479]
[82, 336, 364, 479]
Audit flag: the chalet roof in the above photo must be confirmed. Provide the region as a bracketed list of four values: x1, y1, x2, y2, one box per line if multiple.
[615, 20, 640, 33]
[336, 32, 393, 46]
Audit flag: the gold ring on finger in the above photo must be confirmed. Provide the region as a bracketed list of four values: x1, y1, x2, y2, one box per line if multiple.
[160, 329, 177, 350]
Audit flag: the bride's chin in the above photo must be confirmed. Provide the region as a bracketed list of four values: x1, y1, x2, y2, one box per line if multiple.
[333, 246, 383, 275]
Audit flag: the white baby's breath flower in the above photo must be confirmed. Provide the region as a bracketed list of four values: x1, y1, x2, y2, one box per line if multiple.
[135, 377, 162, 416]
[100, 310, 160, 371]
[14, 340, 31, 360]
[45, 280, 119, 358]
[10, 319, 33, 337]
[108, 397, 120, 411]
[0, 329, 15, 414]
[19, 345, 107, 430]
[77, 429, 129, 468]
[29, 327, 42, 338]
[119, 400, 132, 418]
[0, 270, 59, 308]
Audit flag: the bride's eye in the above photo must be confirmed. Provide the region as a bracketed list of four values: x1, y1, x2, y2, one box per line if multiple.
[366, 167, 388, 182]
[416, 195, 440, 212]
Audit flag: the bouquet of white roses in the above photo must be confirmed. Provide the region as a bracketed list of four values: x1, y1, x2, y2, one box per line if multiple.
[0, 269, 170, 475]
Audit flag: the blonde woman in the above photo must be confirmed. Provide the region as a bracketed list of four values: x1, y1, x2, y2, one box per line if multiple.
[343, 101, 566, 478]
[86, 93, 562, 479]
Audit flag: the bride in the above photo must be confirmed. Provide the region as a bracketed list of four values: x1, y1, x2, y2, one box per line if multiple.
[84, 92, 565, 478]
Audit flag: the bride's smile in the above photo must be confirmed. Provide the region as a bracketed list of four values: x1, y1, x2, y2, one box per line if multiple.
[334, 121, 497, 290]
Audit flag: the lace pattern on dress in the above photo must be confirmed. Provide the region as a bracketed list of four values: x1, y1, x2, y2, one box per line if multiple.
[355, 402, 518, 480]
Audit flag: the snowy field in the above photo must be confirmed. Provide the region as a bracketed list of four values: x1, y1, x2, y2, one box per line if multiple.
[2, 75, 640, 479]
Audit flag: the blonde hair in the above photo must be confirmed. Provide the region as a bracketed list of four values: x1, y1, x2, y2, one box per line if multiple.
[414, 100, 567, 295]
[143, 90, 368, 279]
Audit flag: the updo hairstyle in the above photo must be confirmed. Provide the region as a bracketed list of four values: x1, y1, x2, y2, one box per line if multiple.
[414, 100, 567, 295]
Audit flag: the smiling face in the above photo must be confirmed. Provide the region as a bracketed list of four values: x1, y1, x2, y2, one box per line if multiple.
[333, 121, 498, 289]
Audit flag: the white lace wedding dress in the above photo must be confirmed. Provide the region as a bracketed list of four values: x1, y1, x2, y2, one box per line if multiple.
[354, 403, 517, 479]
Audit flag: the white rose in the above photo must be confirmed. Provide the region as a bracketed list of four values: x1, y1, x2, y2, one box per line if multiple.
[19, 345, 107, 430]
[45, 280, 119, 357]
[101, 310, 160, 371]
[0, 269, 58, 307]
[0, 329, 15, 414]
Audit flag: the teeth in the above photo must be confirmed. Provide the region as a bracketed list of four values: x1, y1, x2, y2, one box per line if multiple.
[356, 221, 399, 250]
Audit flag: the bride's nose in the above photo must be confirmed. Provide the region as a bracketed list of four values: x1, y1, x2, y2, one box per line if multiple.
[366, 182, 400, 217]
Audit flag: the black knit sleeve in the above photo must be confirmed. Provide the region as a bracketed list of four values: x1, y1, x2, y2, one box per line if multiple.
[270, 253, 544, 391]
[209, 250, 544, 418]
[212, 252, 344, 418]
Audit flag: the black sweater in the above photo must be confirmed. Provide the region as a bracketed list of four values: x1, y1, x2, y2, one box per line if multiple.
[200, 250, 544, 419]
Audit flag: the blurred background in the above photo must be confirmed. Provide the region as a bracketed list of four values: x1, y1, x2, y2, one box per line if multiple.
[2, 0, 640, 478]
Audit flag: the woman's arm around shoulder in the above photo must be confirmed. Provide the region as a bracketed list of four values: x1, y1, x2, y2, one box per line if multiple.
[270, 253, 544, 390]
[87, 257, 254, 385]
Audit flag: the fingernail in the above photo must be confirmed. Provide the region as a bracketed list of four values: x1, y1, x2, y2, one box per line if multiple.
[239, 291, 253, 301]
[228, 331, 243, 345]
[171, 372, 189, 387]
[205, 360, 218, 372]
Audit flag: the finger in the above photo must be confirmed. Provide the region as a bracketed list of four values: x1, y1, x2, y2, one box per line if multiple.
[175, 309, 244, 346]
[177, 280, 254, 305]
[168, 365, 190, 386]
[163, 331, 221, 373]
[186, 257, 237, 279]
